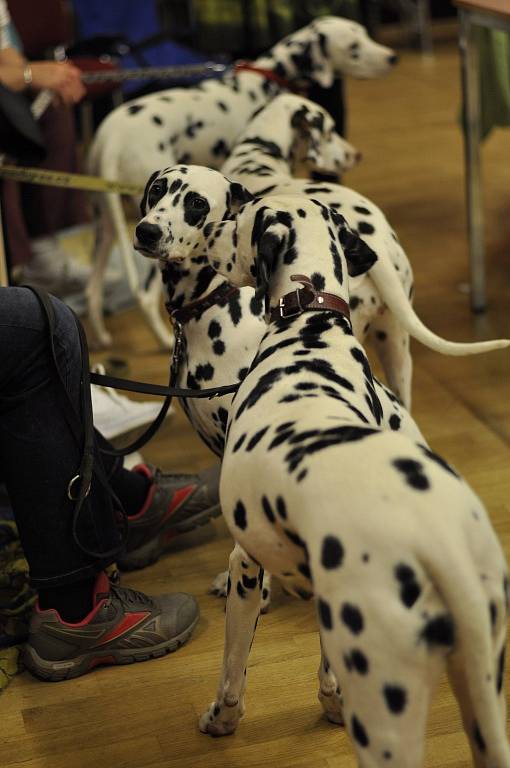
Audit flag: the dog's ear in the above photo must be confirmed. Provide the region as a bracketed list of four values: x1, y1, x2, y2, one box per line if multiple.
[253, 211, 289, 313]
[140, 171, 160, 216]
[336, 214, 378, 277]
[228, 181, 255, 215]
[290, 105, 327, 169]
[310, 29, 335, 88]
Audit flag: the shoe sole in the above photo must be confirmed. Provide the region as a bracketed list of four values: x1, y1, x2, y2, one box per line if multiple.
[117, 502, 222, 572]
[23, 615, 199, 682]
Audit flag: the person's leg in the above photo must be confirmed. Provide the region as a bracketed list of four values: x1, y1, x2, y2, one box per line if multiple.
[0, 286, 121, 595]
[0, 287, 203, 680]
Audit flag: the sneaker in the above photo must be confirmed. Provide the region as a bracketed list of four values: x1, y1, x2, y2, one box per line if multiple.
[22, 236, 92, 296]
[117, 463, 222, 571]
[23, 572, 199, 681]
[91, 364, 174, 440]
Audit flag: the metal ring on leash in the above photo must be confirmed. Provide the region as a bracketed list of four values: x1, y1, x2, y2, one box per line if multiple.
[67, 474, 91, 501]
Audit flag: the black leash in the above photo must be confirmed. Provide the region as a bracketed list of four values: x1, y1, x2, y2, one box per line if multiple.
[89, 320, 239, 457]
[25, 288, 239, 559]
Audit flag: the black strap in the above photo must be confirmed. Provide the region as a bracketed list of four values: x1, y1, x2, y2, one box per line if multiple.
[24, 286, 128, 560]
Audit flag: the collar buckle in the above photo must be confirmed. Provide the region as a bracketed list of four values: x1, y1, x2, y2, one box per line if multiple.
[279, 288, 303, 318]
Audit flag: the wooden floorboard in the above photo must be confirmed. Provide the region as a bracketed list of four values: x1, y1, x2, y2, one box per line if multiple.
[2, 33, 510, 768]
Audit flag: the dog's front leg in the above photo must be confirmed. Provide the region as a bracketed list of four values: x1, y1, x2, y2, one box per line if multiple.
[200, 543, 263, 736]
[318, 639, 344, 725]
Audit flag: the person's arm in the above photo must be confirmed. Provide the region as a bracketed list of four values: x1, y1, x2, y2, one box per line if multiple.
[0, 49, 85, 102]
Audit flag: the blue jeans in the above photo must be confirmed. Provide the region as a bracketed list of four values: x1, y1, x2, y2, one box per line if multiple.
[0, 287, 122, 587]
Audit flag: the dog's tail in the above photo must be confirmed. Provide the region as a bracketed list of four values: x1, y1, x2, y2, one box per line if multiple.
[419, 536, 510, 768]
[369, 256, 510, 354]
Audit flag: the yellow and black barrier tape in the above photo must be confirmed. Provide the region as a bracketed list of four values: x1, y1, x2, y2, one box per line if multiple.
[0, 164, 144, 196]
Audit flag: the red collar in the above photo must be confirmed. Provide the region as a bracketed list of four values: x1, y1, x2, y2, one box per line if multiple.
[233, 61, 296, 92]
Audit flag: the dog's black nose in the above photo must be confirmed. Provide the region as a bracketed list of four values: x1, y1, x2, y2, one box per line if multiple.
[388, 53, 399, 66]
[135, 222, 162, 246]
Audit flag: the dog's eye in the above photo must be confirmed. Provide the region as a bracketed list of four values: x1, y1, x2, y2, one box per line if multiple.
[190, 196, 207, 210]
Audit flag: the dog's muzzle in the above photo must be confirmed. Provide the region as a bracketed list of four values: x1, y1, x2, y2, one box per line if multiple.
[134, 222, 162, 254]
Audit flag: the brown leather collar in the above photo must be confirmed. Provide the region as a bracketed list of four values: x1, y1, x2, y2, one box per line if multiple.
[269, 274, 351, 323]
[233, 61, 296, 92]
[167, 281, 240, 325]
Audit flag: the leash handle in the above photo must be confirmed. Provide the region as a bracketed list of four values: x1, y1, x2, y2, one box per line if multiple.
[23, 286, 128, 560]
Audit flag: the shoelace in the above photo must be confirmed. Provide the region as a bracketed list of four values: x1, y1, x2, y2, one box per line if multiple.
[107, 583, 156, 610]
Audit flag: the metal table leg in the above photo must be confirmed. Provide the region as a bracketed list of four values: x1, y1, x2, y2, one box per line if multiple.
[459, 9, 486, 312]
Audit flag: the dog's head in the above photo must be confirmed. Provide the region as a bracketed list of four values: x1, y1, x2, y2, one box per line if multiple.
[279, 16, 397, 86]
[200, 195, 378, 315]
[284, 95, 361, 176]
[135, 165, 255, 262]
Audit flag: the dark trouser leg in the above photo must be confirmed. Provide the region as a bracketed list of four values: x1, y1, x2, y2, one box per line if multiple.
[0, 287, 121, 590]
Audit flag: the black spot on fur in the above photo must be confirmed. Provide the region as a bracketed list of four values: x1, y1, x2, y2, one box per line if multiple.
[242, 574, 258, 590]
[298, 562, 312, 580]
[350, 649, 369, 674]
[262, 496, 275, 523]
[419, 446, 459, 478]
[246, 426, 269, 451]
[473, 721, 486, 753]
[389, 414, 401, 431]
[497, 646, 506, 694]
[127, 104, 144, 115]
[321, 536, 344, 569]
[395, 563, 422, 608]
[354, 205, 371, 215]
[341, 603, 364, 634]
[208, 320, 221, 338]
[393, 459, 430, 491]
[421, 614, 454, 647]
[383, 685, 407, 714]
[318, 598, 333, 630]
[234, 501, 247, 530]
[351, 714, 369, 747]
[276, 496, 287, 519]
[311, 272, 325, 291]
[233, 433, 246, 452]
[490, 601, 498, 629]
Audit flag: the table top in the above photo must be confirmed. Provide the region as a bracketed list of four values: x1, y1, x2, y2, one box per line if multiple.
[454, 0, 510, 21]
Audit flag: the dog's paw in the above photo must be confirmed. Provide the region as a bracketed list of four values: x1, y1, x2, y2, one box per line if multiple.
[209, 570, 229, 597]
[319, 685, 344, 725]
[199, 697, 243, 737]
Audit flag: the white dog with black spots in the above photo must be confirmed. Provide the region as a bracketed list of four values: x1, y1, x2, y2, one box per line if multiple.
[220, 93, 510, 408]
[159, 188, 509, 768]
[135, 162, 428, 611]
[87, 16, 397, 348]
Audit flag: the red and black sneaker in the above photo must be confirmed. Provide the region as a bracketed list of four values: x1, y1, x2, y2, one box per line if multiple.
[117, 463, 221, 571]
[23, 572, 198, 682]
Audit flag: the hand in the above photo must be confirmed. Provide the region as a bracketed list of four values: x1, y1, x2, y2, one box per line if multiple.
[29, 61, 85, 103]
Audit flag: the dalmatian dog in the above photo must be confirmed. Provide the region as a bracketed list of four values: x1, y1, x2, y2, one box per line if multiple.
[221, 97, 510, 409]
[136, 163, 509, 419]
[165, 192, 509, 767]
[221, 93, 362, 183]
[134, 165, 509, 617]
[86, 16, 397, 348]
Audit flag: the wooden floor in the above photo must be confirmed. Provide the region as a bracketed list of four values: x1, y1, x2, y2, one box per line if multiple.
[3, 34, 510, 768]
